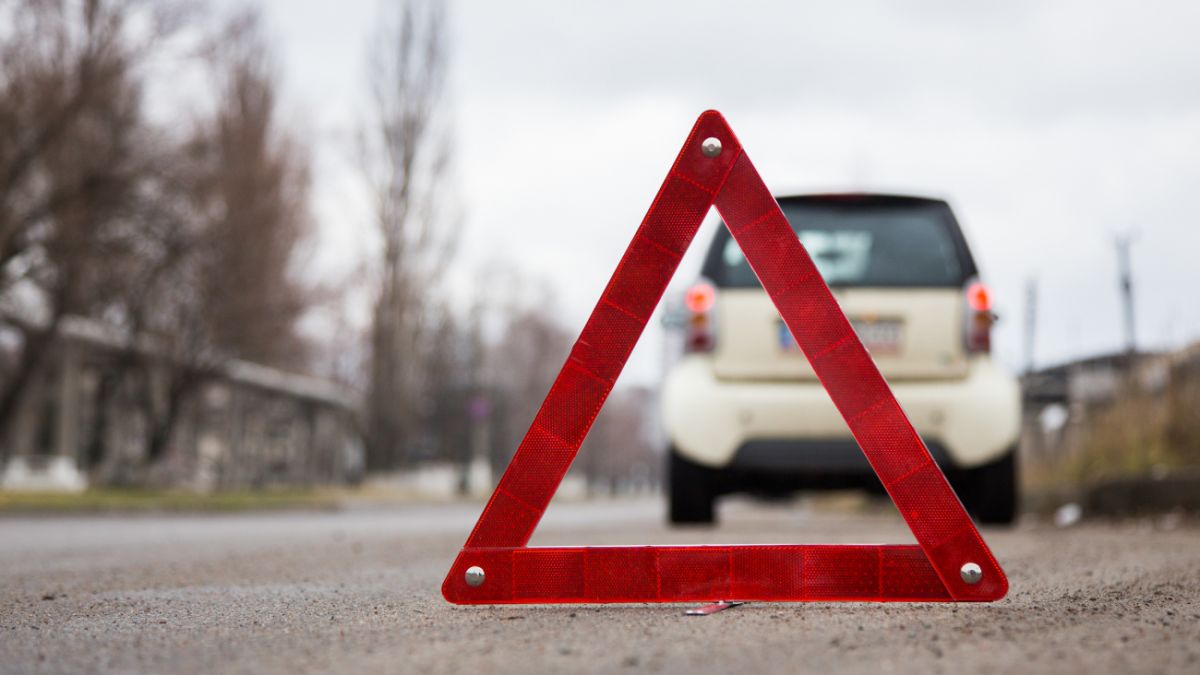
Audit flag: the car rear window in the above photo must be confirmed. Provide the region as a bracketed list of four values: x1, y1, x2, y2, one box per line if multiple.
[706, 199, 970, 288]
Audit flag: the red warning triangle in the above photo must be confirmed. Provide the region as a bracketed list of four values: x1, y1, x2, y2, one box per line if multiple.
[443, 111, 1008, 604]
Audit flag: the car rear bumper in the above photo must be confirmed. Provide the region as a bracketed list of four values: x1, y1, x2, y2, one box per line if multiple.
[662, 355, 1020, 471]
[731, 438, 954, 472]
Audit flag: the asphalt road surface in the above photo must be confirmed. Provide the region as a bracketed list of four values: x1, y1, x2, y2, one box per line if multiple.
[1, 498, 1198, 674]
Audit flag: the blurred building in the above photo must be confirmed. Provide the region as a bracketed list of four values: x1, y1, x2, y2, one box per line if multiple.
[1020, 345, 1195, 465]
[1, 316, 362, 492]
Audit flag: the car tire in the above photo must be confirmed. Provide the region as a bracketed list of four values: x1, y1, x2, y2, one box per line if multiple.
[668, 448, 717, 525]
[959, 447, 1018, 526]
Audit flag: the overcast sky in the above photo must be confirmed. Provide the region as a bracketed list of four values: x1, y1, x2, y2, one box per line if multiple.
[219, 0, 1200, 384]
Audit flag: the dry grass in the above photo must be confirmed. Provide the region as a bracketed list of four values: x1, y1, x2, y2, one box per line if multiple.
[1030, 373, 1200, 491]
[0, 488, 341, 514]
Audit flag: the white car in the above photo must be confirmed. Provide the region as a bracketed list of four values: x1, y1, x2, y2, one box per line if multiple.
[662, 193, 1020, 525]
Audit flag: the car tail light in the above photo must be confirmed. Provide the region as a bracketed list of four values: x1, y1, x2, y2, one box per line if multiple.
[683, 280, 716, 353]
[965, 280, 994, 354]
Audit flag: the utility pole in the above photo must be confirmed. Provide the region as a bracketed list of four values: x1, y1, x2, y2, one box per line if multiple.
[1023, 277, 1038, 374]
[1114, 234, 1137, 356]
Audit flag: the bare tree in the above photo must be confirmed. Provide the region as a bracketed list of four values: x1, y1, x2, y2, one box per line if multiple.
[44, 8, 316, 475]
[477, 274, 572, 474]
[0, 0, 180, 452]
[470, 266, 658, 493]
[125, 10, 316, 468]
[0, 1, 319, 480]
[190, 12, 314, 370]
[362, 0, 456, 471]
[421, 301, 479, 473]
[581, 387, 658, 494]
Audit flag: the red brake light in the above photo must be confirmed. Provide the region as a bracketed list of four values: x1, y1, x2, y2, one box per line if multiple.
[966, 282, 992, 312]
[965, 280, 994, 354]
[684, 281, 716, 314]
[684, 280, 717, 353]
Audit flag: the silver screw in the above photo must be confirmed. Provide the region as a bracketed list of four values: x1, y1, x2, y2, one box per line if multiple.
[465, 565, 485, 587]
[701, 137, 722, 157]
[960, 562, 982, 585]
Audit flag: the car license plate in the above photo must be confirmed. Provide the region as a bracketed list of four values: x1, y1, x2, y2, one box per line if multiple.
[778, 318, 903, 354]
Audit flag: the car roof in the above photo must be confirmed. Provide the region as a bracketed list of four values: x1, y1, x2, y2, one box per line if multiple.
[774, 192, 949, 206]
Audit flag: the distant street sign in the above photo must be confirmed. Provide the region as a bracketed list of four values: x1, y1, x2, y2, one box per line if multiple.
[468, 395, 491, 422]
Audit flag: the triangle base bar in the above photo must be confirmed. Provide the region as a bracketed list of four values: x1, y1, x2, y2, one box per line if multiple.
[445, 544, 967, 603]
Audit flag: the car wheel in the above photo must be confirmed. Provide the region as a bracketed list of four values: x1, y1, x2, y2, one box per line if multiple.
[960, 447, 1018, 526]
[668, 448, 716, 525]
